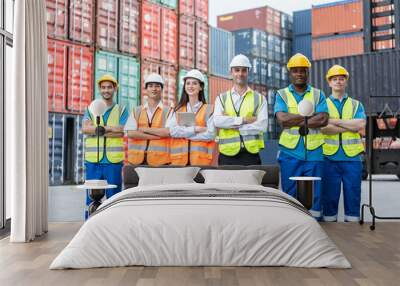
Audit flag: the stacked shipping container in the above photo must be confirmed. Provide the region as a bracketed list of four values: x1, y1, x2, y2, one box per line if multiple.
[293, 9, 312, 59]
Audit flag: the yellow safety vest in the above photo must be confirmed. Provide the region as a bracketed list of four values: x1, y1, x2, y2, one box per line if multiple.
[85, 104, 124, 163]
[278, 87, 325, 150]
[218, 90, 264, 156]
[323, 97, 364, 157]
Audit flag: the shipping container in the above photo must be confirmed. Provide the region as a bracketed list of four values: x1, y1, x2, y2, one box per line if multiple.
[46, 0, 68, 39]
[178, 69, 209, 103]
[97, 0, 119, 51]
[194, 0, 208, 22]
[293, 34, 312, 59]
[293, 9, 311, 35]
[141, 60, 177, 107]
[209, 27, 234, 79]
[249, 83, 268, 98]
[94, 51, 140, 111]
[312, 0, 363, 37]
[310, 49, 400, 113]
[69, 0, 94, 44]
[179, 14, 195, 69]
[208, 75, 232, 105]
[248, 56, 268, 85]
[179, 0, 194, 15]
[160, 0, 177, 10]
[234, 29, 267, 59]
[141, 2, 161, 60]
[312, 32, 364, 60]
[48, 113, 84, 185]
[161, 8, 178, 64]
[267, 62, 281, 88]
[119, 0, 140, 55]
[195, 20, 209, 72]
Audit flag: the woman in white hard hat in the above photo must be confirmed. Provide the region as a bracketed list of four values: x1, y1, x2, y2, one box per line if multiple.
[167, 69, 216, 166]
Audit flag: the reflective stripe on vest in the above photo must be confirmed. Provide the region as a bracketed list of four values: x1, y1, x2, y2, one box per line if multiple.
[127, 105, 170, 166]
[323, 97, 364, 157]
[170, 104, 216, 166]
[278, 87, 325, 150]
[218, 90, 265, 156]
[85, 104, 124, 163]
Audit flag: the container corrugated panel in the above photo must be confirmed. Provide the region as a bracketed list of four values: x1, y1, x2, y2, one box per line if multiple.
[48, 113, 65, 185]
[179, 15, 195, 69]
[48, 39, 68, 113]
[119, 0, 140, 55]
[195, 20, 209, 72]
[46, 0, 68, 39]
[141, 2, 161, 60]
[97, 0, 119, 51]
[293, 9, 311, 35]
[312, 0, 363, 37]
[118, 55, 140, 111]
[312, 32, 364, 60]
[267, 62, 281, 88]
[67, 44, 94, 114]
[310, 49, 400, 113]
[178, 69, 209, 103]
[94, 51, 118, 99]
[248, 56, 268, 85]
[234, 29, 267, 58]
[249, 83, 268, 98]
[179, 0, 194, 15]
[74, 115, 84, 184]
[266, 7, 281, 36]
[161, 8, 178, 65]
[293, 34, 312, 60]
[208, 76, 232, 105]
[281, 39, 291, 63]
[69, 0, 94, 44]
[209, 27, 234, 79]
[194, 0, 208, 22]
[160, 0, 177, 9]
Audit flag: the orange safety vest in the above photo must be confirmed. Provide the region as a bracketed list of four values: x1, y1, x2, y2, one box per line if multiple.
[127, 106, 170, 166]
[170, 104, 215, 166]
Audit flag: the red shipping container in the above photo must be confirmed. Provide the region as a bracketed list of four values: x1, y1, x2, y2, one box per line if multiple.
[312, 33, 364, 60]
[141, 2, 161, 60]
[161, 8, 178, 65]
[208, 76, 232, 105]
[69, 0, 94, 44]
[67, 44, 94, 113]
[194, 0, 208, 22]
[97, 0, 119, 51]
[119, 0, 140, 55]
[312, 0, 363, 37]
[179, 15, 195, 69]
[195, 20, 209, 72]
[374, 40, 395, 50]
[46, 0, 68, 39]
[179, 0, 194, 15]
[48, 39, 68, 113]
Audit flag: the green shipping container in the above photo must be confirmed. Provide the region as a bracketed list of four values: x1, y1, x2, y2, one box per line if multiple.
[160, 0, 177, 9]
[95, 51, 140, 112]
[178, 69, 209, 103]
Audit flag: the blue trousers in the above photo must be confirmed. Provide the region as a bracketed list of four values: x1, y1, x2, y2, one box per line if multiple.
[322, 160, 362, 222]
[84, 162, 123, 220]
[278, 152, 323, 218]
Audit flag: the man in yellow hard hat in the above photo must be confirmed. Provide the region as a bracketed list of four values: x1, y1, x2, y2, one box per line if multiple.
[321, 65, 366, 222]
[81, 74, 128, 219]
[274, 53, 329, 220]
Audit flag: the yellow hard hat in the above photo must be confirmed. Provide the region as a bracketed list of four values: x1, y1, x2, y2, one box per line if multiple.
[326, 65, 349, 81]
[97, 74, 118, 88]
[287, 53, 311, 70]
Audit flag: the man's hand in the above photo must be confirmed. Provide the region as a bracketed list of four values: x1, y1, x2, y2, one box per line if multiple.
[242, 116, 257, 124]
[194, 126, 207, 133]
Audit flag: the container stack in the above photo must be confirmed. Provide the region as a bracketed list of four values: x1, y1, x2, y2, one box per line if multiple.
[293, 9, 312, 59]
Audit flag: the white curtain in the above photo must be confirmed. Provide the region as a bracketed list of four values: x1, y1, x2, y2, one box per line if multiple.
[7, 0, 48, 242]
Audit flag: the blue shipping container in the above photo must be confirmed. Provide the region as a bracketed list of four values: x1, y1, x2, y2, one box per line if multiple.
[234, 29, 268, 59]
[293, 34, 312, 60]
[209, 27, 234, 79]
[248, 56, 268, 85]
[293, 9, 311, 36]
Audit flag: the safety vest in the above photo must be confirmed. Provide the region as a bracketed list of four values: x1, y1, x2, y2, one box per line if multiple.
[278, 87, 325, 150]
[323, 97, 364, 157]
[127, 105, 170, 166]
[218, 90, 264, 156]
[170, 104, 215, 166]
[85, 104, 124, 163]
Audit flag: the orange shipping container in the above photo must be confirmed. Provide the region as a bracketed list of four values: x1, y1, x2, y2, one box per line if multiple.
[195, 20, 209, 72]
[161, 8, 178, 65]
[119, 0, 140, 55]
[312, 33, 364, 60]
[312, 0, 363, 37]
[97, 0, 118, 50]
[141, 2, 161, 60]
[179, 0, 194, 15]
[195, 0, 208, 22]
[208, 76, 232, 105]
[179, 15, 195, 69]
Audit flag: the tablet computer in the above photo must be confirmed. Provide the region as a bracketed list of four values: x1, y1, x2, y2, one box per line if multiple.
[177, 112, 195, 127]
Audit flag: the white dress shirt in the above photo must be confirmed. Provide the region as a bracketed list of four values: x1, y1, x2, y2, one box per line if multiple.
[124, 101, 165, 132]
[213, 87, 268, 135]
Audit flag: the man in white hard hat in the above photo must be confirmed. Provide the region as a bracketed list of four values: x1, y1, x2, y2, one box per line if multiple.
[82, 74, 128, 219]
[124, 73, 171, 166]
[213, 54, 268, 165]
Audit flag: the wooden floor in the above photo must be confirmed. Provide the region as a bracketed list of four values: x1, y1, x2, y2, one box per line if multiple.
[0, 222, 399, 286]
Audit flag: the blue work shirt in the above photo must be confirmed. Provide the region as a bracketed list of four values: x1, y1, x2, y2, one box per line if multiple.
[325, 94, 366, 162]
[83, 103, 129, 164]
[274, 84, 328, 161]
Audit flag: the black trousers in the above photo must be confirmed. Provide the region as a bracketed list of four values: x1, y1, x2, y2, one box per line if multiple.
[218, 150, 261, 166]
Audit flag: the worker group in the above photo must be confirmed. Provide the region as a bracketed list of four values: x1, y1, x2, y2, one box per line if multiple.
[82, 53, 366, 223]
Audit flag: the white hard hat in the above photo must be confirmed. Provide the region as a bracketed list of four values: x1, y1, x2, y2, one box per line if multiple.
[229, 54, 252, 69]
[182, 69, 205, 83]
[144, 73, 164, 87]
